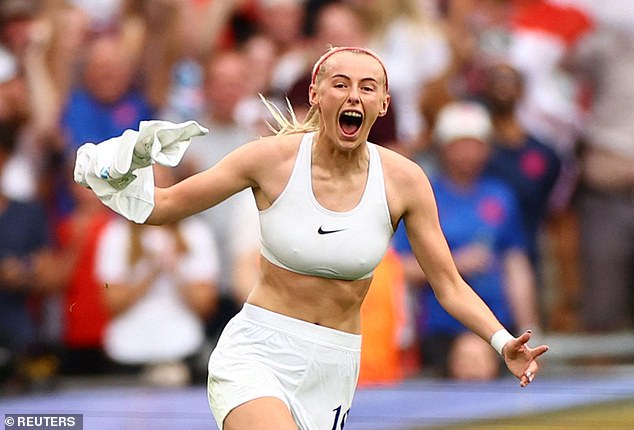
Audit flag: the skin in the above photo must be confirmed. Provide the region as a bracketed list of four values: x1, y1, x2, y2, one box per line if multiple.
[145, 50, 548, 429]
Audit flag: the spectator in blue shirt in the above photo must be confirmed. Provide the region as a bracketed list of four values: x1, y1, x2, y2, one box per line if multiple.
[57, 34, 155, 217]
[481, 63, 562, 268]
[61, 34, 155, 153]
[393, 101, 539, 380]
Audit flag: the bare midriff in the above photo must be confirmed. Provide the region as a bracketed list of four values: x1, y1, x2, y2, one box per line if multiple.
[246, 256, 372, 334]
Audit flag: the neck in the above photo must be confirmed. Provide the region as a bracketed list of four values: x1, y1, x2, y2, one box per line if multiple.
[208, 109, 236, 126]
[445, 171, 477, 189]
[493, 115, 525, 147]
[313, 134, 368, 175]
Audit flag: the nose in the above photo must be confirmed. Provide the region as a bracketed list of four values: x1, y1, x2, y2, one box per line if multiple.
[347, 86, 360, 104]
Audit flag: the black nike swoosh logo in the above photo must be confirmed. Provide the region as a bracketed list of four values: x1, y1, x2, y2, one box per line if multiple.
[318, 226, 347, 235]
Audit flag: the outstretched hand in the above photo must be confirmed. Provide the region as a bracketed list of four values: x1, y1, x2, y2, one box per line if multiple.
[503, 330, 549, 388]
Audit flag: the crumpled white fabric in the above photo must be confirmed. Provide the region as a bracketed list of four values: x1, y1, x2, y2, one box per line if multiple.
[74, 120, 209, 223]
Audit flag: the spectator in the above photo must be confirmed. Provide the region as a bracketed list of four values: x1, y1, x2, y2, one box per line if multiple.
[301, 0, 337, 37]
[418, 0, 514, 147]
[184, 0, 261, 55]
[572, 3, 634, 331]
[61, 33, 155, 154]
[234, 33, 281, 136]
[480, 62, 562, 270]
[507, 0, 592, 155]
[37, 1, 91, 101]
[0, 0, 64, 203]
[505, 4, 591, 331]
[118, 0, 189, 112]
[392, 101, 539, 380]
[256, 0, 310, 96]
[95, 166, 219, 386]
[52, 163, 114, 376]
[0, 120, 60, 392]
[56, 32, 155, 218]
[478, 61, 564, 329]
[158, 1, 263, 122]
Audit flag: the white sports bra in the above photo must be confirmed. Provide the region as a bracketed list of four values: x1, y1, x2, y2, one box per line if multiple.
[259, 133, 394, 280]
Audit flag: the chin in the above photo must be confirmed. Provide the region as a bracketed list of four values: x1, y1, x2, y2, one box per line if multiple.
[336, 133, 364, 149]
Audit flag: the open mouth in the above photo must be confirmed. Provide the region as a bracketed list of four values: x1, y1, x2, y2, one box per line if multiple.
[339, 110, 363, 137]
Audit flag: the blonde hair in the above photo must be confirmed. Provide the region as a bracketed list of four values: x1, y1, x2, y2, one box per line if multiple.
[260, 46, 387, 136]
[259, 95, 321, 136]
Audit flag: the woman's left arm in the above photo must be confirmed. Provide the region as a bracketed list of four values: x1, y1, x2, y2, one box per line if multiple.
[390, 156, 548, 385]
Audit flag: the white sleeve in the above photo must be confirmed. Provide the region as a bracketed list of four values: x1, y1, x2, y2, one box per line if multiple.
[177, 218, 220, 283]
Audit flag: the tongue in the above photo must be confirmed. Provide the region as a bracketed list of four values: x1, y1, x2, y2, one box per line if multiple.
[341, 123, 359, 136]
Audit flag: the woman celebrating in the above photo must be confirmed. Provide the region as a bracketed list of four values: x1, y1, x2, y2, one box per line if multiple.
[75, 46, 548, 430]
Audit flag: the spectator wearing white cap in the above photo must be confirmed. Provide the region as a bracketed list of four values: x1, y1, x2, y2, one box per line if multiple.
[392, 100, 540, 380]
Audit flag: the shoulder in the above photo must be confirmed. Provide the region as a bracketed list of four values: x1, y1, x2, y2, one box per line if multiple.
[375, 145, 434, 218]
[212, 133, 305, 191]
[249, 133, 303, 154]
[231, 133, 304, 172]
[375, 144, 430, 188]
[525, 135, 561, 160]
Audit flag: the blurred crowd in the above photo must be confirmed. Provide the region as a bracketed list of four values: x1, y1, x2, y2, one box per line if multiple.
[0, 0, 632, 394]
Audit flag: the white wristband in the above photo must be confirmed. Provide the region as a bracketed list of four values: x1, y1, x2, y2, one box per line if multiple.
[490, 329, 514, 355]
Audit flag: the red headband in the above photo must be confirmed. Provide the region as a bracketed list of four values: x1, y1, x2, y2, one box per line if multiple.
[310, 46, 389, 92]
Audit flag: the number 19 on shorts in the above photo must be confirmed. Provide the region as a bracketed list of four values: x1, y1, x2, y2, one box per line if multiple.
[331, 405, 349, 429]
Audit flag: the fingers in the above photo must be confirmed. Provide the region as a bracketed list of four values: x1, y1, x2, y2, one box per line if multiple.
[516, 329, 533, 344]
[515, 330, 550, 356]
[520, 369, 535, 388]
[519, 344, 549, 388]
[515, 331, 549, 388]
[530, 344, 550, 360]
[519, 359, 541, 388]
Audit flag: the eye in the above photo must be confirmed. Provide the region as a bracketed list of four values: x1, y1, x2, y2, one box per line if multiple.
[360, 81, 378, 92]
[334, 82, 347, 89]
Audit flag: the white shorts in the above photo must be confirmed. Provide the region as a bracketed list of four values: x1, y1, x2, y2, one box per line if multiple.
[207, 303, 362, 430]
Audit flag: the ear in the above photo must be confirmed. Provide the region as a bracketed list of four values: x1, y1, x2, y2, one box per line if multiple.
[308, 84, 318, 106]
[378, 94, 390, 117]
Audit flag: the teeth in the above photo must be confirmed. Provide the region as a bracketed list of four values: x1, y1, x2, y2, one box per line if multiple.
[343, 111, 362, 118]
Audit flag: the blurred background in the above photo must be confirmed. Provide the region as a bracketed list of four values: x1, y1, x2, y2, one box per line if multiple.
[0, 0, 632, 428]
